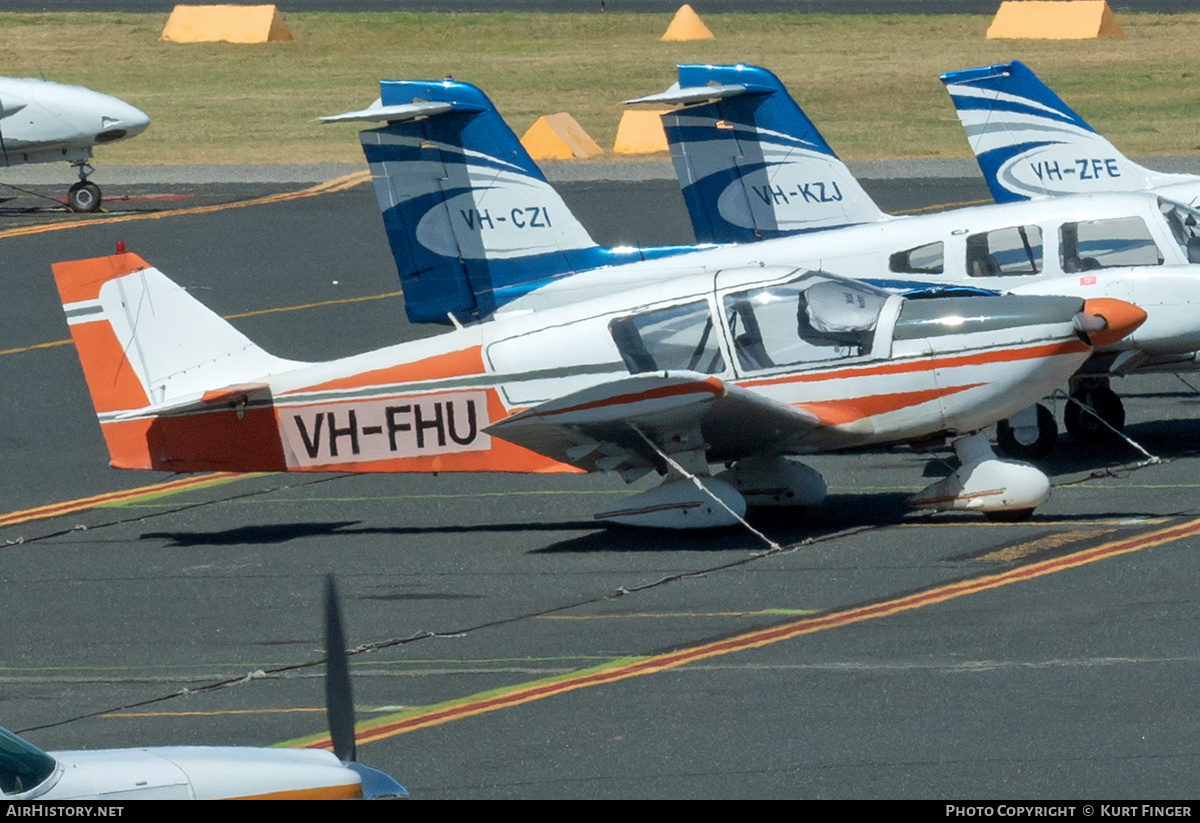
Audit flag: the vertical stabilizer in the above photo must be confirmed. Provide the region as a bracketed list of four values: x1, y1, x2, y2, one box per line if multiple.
[326, 81, 615, 325]
[940, 61, 1195, 202]
[52, 252, 301, 471]
[629, 64, 885, 243]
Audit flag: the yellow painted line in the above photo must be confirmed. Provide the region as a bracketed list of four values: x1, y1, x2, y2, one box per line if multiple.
[284, 513, 1200, 751]
[0, 472, 255, 528]
[900, 518, 1168, 528]
[0, 339, 72, 357]
[0, 171, 384, 356]
[975, 528, 1115, 563]
[226, 290, 404, 320]
[0, 171, 371, 240]
[3, 289, 405, 358]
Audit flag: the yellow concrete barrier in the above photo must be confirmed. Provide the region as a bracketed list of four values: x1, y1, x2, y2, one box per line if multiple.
[613, 110, 669, 155]
[661, 4, 714, 42]
[520, 113, 603, 161]
[986, 0, 1123, 40]
[161, 4, 293, 44]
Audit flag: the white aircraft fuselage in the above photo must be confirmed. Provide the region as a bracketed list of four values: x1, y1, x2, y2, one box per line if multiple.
[0, 77, 148, 167]
[505, 191, 1200, 370]
[0, 76, 149, 212]
[51, 250, 1142, 526]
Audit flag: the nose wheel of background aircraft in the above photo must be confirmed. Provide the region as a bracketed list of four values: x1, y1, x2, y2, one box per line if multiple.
[67, 180, 101, 213]
[995, 403, 1057, 460]
[1064, 386, 1124, 443]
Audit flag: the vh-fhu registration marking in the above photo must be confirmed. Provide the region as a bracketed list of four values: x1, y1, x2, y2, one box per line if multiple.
[281, 392, 491, 468]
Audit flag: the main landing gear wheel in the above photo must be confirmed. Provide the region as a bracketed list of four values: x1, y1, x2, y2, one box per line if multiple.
[996, 403, 1057, 460]
[67, 181, 101, 213]
[1064, 386, 1124, 444]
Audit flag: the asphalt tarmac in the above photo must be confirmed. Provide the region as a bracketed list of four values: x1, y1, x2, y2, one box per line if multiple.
[3, 173, 1200, 799]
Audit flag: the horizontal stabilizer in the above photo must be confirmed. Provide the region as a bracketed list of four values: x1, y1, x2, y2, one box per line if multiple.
[625, 82, 757, 106]
[320, 100, 456, 124]
[111, 382, 273, 421]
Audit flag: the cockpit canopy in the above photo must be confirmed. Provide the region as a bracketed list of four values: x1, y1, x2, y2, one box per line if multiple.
[0, 727, 56, 796]
[609, 271, 891, 377]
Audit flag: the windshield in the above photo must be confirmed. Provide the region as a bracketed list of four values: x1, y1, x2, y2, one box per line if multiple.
[722, 273, 888, 371]
[1159, 197, 1200, 264]
[0, 727, 56, 796]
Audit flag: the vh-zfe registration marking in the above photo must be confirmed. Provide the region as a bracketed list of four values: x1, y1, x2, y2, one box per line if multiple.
[281, 392, 491, 467]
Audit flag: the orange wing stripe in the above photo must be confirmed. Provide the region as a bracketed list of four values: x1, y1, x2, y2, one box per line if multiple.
[745, 341, 1089, 389]
[798, 384, 982, 426]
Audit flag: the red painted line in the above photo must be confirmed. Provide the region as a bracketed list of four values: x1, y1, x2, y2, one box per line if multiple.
[0, 472, 246, 528]
[302, 513, 1200, 750]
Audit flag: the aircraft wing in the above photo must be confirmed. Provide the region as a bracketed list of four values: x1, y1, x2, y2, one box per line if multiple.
[486, 372, 820, 474]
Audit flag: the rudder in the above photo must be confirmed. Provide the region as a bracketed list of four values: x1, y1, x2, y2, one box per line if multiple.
[53, 252, 301, 471]
[940, 61, 1168, 202]
[630, 64, 885, 243]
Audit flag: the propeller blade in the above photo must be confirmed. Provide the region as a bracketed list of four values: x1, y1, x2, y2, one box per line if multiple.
[324, 575, 357, 764]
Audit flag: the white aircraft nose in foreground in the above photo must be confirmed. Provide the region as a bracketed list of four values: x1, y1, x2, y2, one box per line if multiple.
[0, 76, 150, 212]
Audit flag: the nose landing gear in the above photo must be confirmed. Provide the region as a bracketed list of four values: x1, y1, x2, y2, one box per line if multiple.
[67, 161, 101, 213]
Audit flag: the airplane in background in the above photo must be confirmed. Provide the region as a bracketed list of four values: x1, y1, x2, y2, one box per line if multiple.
[622, 64, 1200, 455]
[0, 578, 406, 800]
[626, 63, 888, 244]
[0, 76, 150, 213]
[51, 239, 1142, 528]
[940, 60, 1200, 211]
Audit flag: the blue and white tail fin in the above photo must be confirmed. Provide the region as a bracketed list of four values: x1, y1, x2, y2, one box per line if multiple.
[325, 80, 675, 325]
[628, 64, 885, 244]
[940, 61, 1197, 204]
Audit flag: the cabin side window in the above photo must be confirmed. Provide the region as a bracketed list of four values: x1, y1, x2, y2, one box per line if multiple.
[722, 275, 888, 371]
[890, 241, 944, 274]
[1060, 216, 1162, 271]
[966, 225, 1042, 277]
[609, 301, 726, 375]
[1159, 198, 1200, 264]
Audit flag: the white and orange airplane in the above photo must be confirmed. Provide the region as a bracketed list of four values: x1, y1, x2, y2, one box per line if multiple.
[52, 244, 1143, 527]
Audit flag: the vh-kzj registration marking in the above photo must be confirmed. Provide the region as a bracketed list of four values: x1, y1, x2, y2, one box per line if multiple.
[281, 392, 491, 468]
